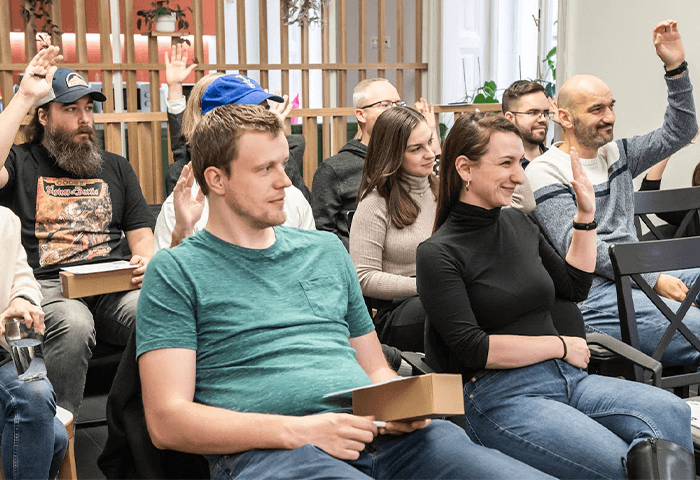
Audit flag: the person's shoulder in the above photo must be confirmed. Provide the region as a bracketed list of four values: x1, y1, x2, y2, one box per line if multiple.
[277, 225, 344, 250]
[0, 206, 20, 229]
[284, 184, 306, 202]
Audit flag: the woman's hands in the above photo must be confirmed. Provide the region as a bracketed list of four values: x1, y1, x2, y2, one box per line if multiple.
[560, 336, 590, 369]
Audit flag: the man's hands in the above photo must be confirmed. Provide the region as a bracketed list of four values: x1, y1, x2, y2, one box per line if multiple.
[0, 297, 45, 335]
[653, 20, 684, 72]
[560, 336, 590, 369]
[130, 255, 151, 287]
[569, 147, 595, 223]
[165, 43, 197, 101]
[289, 412, 429, 461]
[18, 46, 62, 102]
[170, 163, 206, 248]
[654, 273, 690, 303]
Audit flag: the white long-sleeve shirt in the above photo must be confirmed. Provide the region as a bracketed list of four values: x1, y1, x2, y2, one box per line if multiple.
[153, 182, 315, 252]
[0, 206, 42, 310]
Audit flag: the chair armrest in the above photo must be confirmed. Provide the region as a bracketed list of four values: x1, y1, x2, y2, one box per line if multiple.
[587, 333, 662, 385]
[400, 352, 436, 375]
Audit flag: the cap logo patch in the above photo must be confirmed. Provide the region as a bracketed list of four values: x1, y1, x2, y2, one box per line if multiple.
[65, 72, 88, 89]
[235, 74, 255, 89]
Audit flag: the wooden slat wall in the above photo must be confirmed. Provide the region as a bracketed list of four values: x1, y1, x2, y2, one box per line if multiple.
[0, 0, 483, 204]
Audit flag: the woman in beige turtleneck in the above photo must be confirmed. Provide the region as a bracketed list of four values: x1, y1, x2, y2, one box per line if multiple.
[349, 106, 438, 352]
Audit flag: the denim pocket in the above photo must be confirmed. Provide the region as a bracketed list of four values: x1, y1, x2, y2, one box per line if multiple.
[467, 369, 508, 392]
[299, 275, 348, 320]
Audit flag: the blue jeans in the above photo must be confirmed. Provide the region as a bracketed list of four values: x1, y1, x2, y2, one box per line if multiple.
[0, 360, 69, 479]
[208, 419, 553, 479]
[581, 268, 700, 365]
[463, 359, 692, 480]
[39, 278, 137, 416]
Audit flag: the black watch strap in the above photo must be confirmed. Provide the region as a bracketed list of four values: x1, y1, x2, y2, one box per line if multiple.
[573, 220, 597, 231]
[665, 60, 688, 78]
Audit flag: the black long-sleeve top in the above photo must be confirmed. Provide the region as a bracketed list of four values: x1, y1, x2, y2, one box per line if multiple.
[416, 202, 592, 377]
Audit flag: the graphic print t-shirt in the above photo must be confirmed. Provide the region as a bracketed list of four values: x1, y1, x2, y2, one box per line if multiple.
[0, 143, 154, 280]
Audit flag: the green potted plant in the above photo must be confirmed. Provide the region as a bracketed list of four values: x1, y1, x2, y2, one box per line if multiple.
[137, 1, 191, 34]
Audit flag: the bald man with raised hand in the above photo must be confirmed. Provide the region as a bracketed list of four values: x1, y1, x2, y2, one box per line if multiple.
[525, 20, 700, 365]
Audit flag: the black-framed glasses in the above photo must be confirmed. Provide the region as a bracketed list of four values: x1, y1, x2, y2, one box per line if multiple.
[359, 100, 407, 109]
[509, 110, 555, 119]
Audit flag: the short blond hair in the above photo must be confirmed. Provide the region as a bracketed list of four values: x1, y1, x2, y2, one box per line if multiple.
[181, 72, 224, 145]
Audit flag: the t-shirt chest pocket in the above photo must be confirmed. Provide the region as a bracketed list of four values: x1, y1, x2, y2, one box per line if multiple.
[299, 275, 348, 320]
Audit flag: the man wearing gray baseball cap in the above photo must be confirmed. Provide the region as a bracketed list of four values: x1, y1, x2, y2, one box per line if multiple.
[0, 47, 155, 417]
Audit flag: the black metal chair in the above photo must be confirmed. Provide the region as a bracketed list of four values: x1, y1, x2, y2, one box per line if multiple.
[609, 237, 700, 391]
[634, 186, 700, 240]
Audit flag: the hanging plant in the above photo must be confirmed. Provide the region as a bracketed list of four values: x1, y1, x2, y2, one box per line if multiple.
[281, 0, 329, 26]
[19, 0, 62, 37]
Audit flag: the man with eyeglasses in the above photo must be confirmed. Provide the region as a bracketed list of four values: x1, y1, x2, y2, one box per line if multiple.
[525, 20, 700, 366]
[311, 78, 439, 249]
[502, 81, 553, 167]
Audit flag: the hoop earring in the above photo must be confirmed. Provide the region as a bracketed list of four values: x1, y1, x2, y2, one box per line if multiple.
[465, 180, 470, 191]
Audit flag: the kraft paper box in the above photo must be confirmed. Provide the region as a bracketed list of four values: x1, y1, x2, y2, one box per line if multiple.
[328, 373, 464, 422]
[59, 261, 138, 299]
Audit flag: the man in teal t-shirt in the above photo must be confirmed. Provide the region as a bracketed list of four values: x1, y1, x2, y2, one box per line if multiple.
[136, 103, 552, 480]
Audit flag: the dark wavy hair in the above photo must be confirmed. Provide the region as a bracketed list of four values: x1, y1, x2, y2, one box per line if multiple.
[23, 106, 49, 144]
[434, 112, 521, 231]
[357, 106, 438, 229]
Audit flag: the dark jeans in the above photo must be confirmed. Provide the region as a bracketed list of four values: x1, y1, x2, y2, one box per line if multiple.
[0, 360, 68, 479]
[207, 419, 553, 479]
[39, 278, 137, 416]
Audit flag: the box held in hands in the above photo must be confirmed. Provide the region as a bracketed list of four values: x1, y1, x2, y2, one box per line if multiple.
[59, 261, 138, 299]
[350, 373, 464, 422]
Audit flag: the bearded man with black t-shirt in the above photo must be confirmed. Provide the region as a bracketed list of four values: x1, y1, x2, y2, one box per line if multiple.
[0, 47, 154, 417]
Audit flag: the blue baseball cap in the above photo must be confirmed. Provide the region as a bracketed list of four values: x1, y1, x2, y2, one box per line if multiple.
[200, 74, 284, 115]
[36, 68, 107, 108]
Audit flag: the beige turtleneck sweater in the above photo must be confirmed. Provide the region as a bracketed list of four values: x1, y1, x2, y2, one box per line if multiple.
[349, 174, 437, 300]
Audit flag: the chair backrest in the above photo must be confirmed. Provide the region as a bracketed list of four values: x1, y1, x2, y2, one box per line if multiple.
[609, 237, 700, 388]
[634, 187, 700, 240]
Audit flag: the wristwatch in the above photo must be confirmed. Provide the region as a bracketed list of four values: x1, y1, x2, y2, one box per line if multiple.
[573, 220, 597, 231]
[665, 60, 688, 78]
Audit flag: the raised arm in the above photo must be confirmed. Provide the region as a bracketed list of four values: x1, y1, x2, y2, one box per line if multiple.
[0, 47, 62, 188]
[414, 98, 442, 155]
[626, 20, 696, 176]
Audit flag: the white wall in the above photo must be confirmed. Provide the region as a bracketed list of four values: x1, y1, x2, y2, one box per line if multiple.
[558, 0, 700, 189]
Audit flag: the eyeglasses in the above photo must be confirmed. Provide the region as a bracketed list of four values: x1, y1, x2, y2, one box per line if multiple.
[509, 110, 555, 119]
[359, 100, 407, 109]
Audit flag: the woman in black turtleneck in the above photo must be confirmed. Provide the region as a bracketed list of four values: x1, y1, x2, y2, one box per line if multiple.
[415, 113, 693, 480]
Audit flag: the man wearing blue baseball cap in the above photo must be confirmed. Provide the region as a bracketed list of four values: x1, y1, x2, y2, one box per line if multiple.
[0, 47, 155, 417]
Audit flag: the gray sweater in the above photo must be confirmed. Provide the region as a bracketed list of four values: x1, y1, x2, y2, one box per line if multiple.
[526, 73, 697, 290]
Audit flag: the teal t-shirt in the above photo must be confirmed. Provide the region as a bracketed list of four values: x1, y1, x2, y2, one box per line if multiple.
[136, 226, 375, 416]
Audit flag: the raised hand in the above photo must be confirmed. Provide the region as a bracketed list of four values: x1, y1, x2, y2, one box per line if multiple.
[569, 147, 595, 222]
[18, 46, 62, 101]
[170, 163, 206, 248]
[653, 19, 684, 71]
[268, 90, 293, 135]
[165, 43, 197, 100]
[414, 97, 437, 131]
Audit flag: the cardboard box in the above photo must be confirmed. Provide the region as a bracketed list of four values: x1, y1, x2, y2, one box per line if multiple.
[59, 262, 138, 299]
[351, 373, 464, 422]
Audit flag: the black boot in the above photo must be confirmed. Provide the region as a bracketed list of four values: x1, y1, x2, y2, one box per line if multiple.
[623, 438, 695, 480]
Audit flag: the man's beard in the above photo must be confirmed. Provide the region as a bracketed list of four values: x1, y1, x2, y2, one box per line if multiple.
[572, 114, 614, 152]
[42, 124, 102, 176]
[521, 124, 548, 146]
